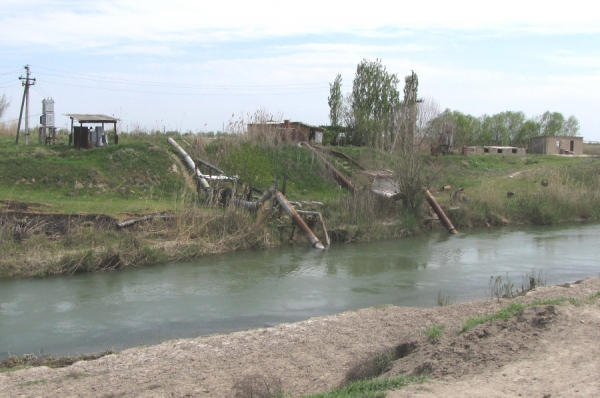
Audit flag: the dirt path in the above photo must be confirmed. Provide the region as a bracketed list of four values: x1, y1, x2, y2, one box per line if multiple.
[1, 278, 599, 397]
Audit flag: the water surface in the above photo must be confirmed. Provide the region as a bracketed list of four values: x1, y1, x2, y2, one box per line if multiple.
[1, 223, 598, 359]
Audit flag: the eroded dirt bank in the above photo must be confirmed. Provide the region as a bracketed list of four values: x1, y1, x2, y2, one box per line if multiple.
[1, 278, 599, 397]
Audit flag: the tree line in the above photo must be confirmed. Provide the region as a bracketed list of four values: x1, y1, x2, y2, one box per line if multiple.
[430, 109, 580, 149]
[328, 59, 580, 150]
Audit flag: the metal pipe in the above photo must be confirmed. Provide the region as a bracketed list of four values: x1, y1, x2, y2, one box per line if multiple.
[297, 210, 330, 246]
[424, 189, 458, 235]
[300, 142, 355, 193]
[167, 137, 210, 194]
[274, 190, 324, 249]
[233, 188, 274, 211]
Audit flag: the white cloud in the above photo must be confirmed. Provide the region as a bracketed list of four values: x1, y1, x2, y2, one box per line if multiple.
[2, 0, 600, 52]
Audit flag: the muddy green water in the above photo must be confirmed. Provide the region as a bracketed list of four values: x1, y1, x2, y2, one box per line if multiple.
[1, 223, 599, 359]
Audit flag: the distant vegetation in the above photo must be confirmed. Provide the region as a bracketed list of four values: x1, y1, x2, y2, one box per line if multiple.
[0, 70, 598, 278]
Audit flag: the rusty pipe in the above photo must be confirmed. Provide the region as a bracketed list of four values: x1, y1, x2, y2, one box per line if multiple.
[424, 189, 458, 235]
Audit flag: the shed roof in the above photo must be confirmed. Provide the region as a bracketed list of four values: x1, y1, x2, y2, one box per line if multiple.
[65, 114, 120, 123]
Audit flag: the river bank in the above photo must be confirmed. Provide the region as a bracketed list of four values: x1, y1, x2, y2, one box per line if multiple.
[2, 134, 600, 279]
[1, 277, 598, 397]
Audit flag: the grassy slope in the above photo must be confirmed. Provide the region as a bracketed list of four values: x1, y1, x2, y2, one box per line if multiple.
[0, 135, 186, 216]
[1, 132, 599, 277]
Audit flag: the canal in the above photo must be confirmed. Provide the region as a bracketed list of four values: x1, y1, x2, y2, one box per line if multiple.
[1, 223, 598, 359]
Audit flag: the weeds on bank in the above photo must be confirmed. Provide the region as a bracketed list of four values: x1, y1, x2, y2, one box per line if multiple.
[232, 374, 287, 398]
[0, 350, 116, 372]
[434, 155, 600, 226]
[437, 290, 451, 306]
[461, 290, 600, 333]
[344, 349, 396, 382]
[424, 325, 445, 341]
[461, 303, 526, 333]
[302, 375, 427, 398]
[489, 269, 546, 301]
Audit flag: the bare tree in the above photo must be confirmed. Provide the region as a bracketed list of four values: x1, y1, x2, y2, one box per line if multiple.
[0, 94, 10, 119]
[416, 97, 441, 142]
[393, 78, 441, 216]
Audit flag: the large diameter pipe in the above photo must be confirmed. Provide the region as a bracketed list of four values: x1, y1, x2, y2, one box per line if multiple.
[297, 210, 330, 246]
[300, 142, 355, 193]
[167, 137, 210, 192]
[233, 188, 274, 211]
[424, 189, 458, 235]
[274, 190, 324, 249]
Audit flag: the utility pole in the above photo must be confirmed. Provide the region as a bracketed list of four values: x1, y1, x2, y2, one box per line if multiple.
[16, 65, 36, 145]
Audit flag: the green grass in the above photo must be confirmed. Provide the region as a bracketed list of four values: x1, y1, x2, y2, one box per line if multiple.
[460, 291, 600, 333]
[302, 375, 427, 398]
[424, 325, 445, 340]
[0, 135, 187, 216]
[2, 132, 600, 277]
[461, 303, 526, 333]
[531, 297, 581, 306]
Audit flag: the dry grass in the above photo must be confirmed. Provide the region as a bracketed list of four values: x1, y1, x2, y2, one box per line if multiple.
[232, 374, 286, 398]
[463, 164, 600, 225]
[0, 121, 17, 136]
[583, 143, 600, 156]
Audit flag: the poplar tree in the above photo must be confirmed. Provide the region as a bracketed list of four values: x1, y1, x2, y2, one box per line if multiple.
[350, 59, 400, 148]
[328, 74, 343, 126]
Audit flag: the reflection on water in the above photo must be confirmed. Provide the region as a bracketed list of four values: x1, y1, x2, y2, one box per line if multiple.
[1, 223, 599, 359]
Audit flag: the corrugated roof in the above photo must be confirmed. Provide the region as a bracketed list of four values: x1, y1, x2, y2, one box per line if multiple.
[64, 114, 120, 123]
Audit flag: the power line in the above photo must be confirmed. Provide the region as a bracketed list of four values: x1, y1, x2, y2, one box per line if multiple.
[39, 78, 327, 96]
[0, 79, 19, 86]
[0, 68, 22, 76]
[33, 83, 52, 98]
[31, 65, 328, 90]
[2, 113, 42, 124]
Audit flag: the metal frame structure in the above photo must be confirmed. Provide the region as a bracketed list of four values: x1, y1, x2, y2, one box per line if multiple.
[65, 114, 120, 149]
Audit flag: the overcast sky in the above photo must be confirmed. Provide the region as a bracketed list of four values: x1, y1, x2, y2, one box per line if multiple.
[1, 0, 599, 140]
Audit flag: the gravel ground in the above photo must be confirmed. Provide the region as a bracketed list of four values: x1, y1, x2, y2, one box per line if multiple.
[1, 277, 599, 398]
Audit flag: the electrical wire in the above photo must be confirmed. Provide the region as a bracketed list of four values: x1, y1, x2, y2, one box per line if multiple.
[2, 113, 42, 124]
[39, 78, 326, 96]
[0, 83, 21, 89]
[31, 65, 327, 90]
[33, 83, 52, 98]
[0, 68, 22, 76]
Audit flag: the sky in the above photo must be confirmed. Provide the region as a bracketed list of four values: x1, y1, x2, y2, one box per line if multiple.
[1, 0, 599, 140]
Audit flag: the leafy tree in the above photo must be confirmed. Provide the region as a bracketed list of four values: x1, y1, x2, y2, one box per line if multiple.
[0, 94, 10, 119]
[513, 119, 540, 147]
[562, 116, 580, 136]
[538, 111, 565, 136]
[350, 59, 400, 148]
[328, 74, 343, 126]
